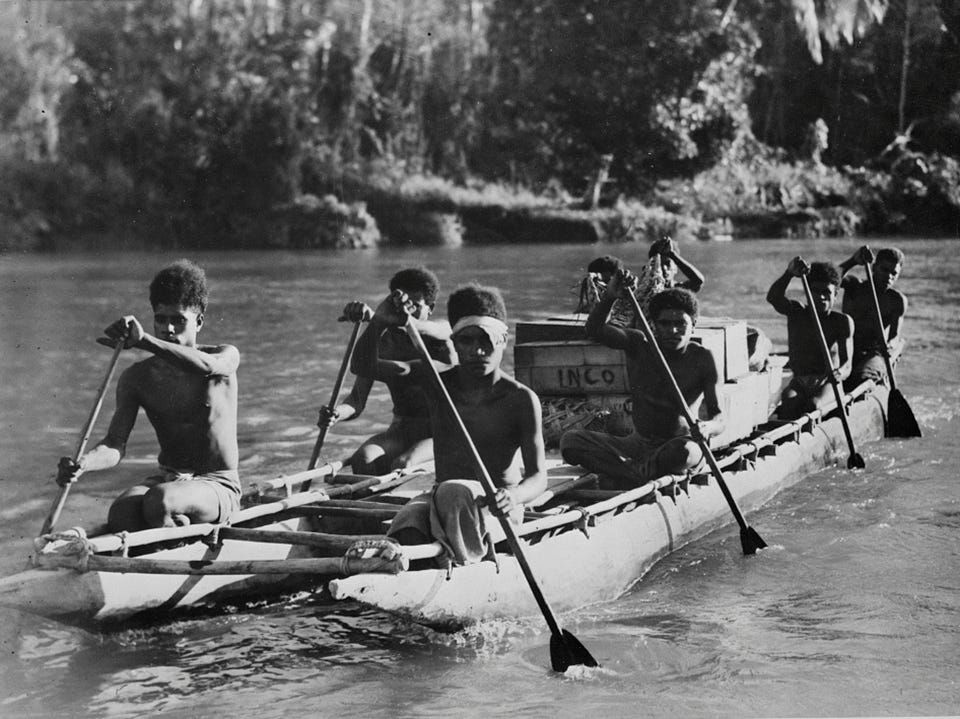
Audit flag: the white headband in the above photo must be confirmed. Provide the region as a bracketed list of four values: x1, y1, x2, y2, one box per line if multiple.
[451, 315, 509, 343]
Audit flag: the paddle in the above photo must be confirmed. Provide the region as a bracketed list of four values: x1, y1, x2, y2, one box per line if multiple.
[799, 273, 866, 469]
[308, 319, 364, 470]
[404, 319, 599, 673]
[624, 291, 767, 555]
[863, 262, 921, 438]
[40, 340, 126, 537]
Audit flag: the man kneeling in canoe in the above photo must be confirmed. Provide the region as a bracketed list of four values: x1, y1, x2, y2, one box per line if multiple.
[560, 272, 725, 488]
[766, 257, 853, 420]
[320, 267, 455, 475]
[363, 284, 547, 566]
[839, 245, 908, 390]
[56, 260, 241, 531]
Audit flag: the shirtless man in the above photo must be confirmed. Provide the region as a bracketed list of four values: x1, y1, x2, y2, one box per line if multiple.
[320, 268, 454, 475]
[576, 254, 623, 313]
[560, 273, 725, 487]
[767, 257, 854, 420]
[650, 236, 705, 292]
[589, 238, 704, 327]
[839, 245, 908, 389]
[365, 284, 546, 566]
[56, 260, 241, 531]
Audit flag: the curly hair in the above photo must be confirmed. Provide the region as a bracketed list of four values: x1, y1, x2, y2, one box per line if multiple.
[149, 259, 208, 312]
[648, 288, 699, 324]
[808, 261, 840, 287]
[447, 283, 508, 326]
[390, 267, 440, 308]
[586, 255, 623, 275]
[876, 247, 905, 266]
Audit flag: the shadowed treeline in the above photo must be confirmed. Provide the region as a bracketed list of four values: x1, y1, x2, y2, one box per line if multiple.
[2, 0, 960, 251]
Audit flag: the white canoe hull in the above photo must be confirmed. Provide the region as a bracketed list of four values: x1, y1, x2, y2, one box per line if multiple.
[329, 390, 886, 630]
[0, 515, 316, 623]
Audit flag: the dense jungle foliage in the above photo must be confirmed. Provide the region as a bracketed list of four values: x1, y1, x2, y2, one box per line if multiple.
[1, 0, 959, 250]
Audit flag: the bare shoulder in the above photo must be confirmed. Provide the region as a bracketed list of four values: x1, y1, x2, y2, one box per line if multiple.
[121, 357, 154, 382]
[115, 357, 155, 398]
[686, 341, 716, 365]
[497, 374, 540, 407]
[828, 310, 854, 335]
[620, 326, 650, 354]
[887, 288, 907, 313]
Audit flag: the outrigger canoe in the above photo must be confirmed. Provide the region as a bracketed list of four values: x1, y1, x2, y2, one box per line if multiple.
[0, 316, 888, 628]
[0, 462, 439, 624]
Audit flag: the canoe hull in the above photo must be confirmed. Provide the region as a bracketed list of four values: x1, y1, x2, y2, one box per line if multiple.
[0, 515, 317, 624]
[329, 389, 886, 630]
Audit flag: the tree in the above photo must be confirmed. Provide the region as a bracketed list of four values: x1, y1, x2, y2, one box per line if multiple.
[482, 0, 758, 191]
[892, 0, 945, 132]
[790, 0, 888, 64]
[0, 1, 79, 161]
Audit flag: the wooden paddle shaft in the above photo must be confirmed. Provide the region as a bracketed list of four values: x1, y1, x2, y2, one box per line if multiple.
[799, 274, 860, 452]
[309, 320, 363, 470]
[404, 320, 567, 640]
[40, 341, 126, 537]
[863, 263, 899, 391]
[624, 292, 751, 530]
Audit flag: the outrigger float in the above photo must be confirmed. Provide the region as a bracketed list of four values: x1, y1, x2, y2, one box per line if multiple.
[0, 316, 888, 628]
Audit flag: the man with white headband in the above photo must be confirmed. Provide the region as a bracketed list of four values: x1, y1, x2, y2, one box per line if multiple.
[371, 283, 547, 566]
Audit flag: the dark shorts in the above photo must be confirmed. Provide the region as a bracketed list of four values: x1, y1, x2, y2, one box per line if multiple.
[387, 415, 432, 447]
[847, 352, 887, 387]
[560, 429, 704, 483]
[146, 467, 242, 523]
[785, 374, 830, 400]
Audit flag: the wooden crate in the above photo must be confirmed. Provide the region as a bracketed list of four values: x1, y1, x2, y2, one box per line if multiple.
[699, 317, 749, 380]
[707, 373, 763, 448]
[515, 319, 586, 344]
[514, 341, 628, 396]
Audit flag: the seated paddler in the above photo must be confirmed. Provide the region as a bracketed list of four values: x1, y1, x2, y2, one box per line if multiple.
[766, 257, 853, 420]
[560, 270, 725, 488]
[838, 245, 908, 390]
[319, 267, 454, 475]
[55, 260, 241, 532]
[367, 283, 547, 567]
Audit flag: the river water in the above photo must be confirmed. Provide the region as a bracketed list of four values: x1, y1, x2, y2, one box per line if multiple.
[0, 239, 957, 718]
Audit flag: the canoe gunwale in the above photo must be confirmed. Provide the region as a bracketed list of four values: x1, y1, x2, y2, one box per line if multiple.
[327, 380, 888, 628]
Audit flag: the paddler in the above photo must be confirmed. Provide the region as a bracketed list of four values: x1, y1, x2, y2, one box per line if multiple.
[560, 271, 725, 488]
[56, 260, 241, 531]
[578, 237, 705, 325]
[839, 245, 908, 389]
[766, 257, 854, 420]
[319, 267, 455, 475]
[365, 283, 547, 566]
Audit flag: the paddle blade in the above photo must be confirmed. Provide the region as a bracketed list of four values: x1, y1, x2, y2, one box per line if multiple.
[847, 452, 866, 469]
[550, 629, 599, 673]
[887, 389, 922, 438]
[740, 526, 767, 555]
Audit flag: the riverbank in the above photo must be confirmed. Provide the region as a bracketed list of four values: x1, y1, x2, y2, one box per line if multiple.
[3, 147, 959, 253]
